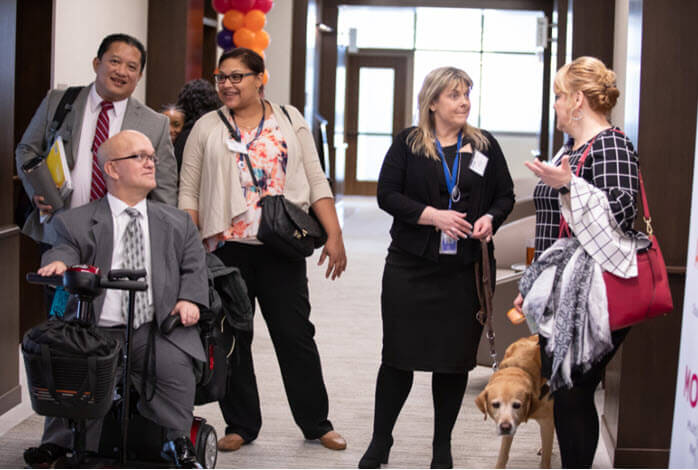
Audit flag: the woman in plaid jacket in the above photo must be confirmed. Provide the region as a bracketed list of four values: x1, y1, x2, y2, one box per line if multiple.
[514, 56, 642, 468]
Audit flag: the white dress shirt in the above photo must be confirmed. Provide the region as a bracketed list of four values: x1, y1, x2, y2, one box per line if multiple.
[99, 194, 153, 327]
[69, 84, 127, 208]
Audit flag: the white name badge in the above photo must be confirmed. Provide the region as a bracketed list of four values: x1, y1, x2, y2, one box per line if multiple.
[469, 150, 488, 176]
[227, 139, 248, 154]
[439, 232, 458, 255]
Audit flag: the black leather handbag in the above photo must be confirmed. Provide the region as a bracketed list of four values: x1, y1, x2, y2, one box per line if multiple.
[257, 195, 327, 259]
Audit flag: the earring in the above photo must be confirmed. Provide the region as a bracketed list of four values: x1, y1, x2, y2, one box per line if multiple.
[571, 110, 583, 121]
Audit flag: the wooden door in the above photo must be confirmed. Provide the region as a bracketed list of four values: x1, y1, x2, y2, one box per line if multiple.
[344, 50, 413, 195]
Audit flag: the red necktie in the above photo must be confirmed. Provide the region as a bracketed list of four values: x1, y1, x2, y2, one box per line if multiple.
[90, 100, 114, 201]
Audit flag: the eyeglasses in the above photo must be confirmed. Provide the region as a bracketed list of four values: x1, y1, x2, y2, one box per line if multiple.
[214, 72, 256, 85]
[110, 153, 158, 164]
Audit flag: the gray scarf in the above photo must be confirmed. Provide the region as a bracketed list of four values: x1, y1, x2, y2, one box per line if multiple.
[519, 238, 613, 392]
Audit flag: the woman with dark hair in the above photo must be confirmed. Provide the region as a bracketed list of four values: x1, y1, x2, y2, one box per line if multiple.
[173, 79, 222, 171]
[179, 48, 347, 453]
[359, 66, 514, 468]
[161, 103, 185, 143]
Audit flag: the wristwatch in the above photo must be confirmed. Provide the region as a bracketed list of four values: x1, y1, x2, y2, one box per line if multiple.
[558, 185, 570, 195]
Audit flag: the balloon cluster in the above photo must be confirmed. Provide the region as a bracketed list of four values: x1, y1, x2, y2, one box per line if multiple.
[214, 0, 272, 57]
[214, 0, 273, 84]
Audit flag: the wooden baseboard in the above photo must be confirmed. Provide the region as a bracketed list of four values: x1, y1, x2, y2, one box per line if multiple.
[613, 447, 669, 468]
[0, 385, 22, 416]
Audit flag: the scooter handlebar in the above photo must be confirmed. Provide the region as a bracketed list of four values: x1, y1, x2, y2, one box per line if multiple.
[25, 272, 147, 291]
[161, 313, 182, 335]
[26, 273, 62, 286]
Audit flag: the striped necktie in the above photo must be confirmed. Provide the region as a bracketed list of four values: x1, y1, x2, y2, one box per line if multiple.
[90, 100, 114, 201]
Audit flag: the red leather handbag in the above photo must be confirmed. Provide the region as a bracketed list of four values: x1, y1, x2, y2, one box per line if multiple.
[559, 131, 673, 330]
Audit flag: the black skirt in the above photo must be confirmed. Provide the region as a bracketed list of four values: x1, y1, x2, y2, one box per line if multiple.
[381, 247, 483, 373]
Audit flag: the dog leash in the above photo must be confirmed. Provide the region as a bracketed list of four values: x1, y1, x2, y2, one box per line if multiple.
[475, 239, 497, 370]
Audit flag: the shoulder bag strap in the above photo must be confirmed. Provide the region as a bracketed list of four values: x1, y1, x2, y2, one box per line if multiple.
[216, 109, 260, 190]
[559, 128, 653, 238]
[46, 86, 84, 150]
[279, 105, 293, 126]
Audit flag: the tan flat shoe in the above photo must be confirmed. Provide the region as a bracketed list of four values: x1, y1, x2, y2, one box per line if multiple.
[218, 433, 245, 452]
[319, 430, 347, 450]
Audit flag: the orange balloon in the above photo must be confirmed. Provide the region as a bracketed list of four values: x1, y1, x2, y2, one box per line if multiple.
[262, 70, 269, 85]
[251, 48, 265, 60]
[244, 9, 266, 31]
[253, 30, 270, 50]
[222, 10, 245, 31]
[233, 27, 256, 49]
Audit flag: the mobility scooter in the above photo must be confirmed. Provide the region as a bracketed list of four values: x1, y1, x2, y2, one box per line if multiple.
[23, 265, 218, 468]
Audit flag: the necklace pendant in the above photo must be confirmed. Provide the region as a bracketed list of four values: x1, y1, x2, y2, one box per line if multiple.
[451, 186, 461, 203]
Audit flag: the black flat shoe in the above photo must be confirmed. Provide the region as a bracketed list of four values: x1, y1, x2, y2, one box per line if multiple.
[358, 435, 393, 469]
[23, 443, 68, 468]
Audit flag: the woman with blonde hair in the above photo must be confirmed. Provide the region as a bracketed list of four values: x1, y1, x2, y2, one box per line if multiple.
[359, 66, 514, 468]
[514, 56, 644, 468]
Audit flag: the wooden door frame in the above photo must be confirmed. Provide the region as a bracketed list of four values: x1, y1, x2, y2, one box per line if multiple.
[344, 49, 413, 195]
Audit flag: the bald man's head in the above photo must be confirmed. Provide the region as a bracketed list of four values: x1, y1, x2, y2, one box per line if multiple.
[98, 130, 157, 199]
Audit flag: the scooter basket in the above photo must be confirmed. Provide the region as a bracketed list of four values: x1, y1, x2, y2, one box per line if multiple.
[22, 319, 120, 419]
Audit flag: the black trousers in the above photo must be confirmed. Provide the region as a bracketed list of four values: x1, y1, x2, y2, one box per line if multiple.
[214, 242, 333, 442]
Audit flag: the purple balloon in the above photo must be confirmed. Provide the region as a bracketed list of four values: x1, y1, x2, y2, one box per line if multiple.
[217, 29, 234, 49]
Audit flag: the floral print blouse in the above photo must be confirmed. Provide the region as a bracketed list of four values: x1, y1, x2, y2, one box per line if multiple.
[204, 114, 288, 252]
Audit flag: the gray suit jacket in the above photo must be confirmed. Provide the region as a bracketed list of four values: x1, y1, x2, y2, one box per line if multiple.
[16, 85, 178, 244]
[41, 198, 208, 362]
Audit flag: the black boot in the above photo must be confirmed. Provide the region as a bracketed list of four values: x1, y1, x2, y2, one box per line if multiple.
[358, 435, 393, 469]
[430, 441, 453, 469]
[161, 437, 203, 469]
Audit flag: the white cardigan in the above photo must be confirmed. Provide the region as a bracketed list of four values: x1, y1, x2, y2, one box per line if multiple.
[178, 102, 333, 240]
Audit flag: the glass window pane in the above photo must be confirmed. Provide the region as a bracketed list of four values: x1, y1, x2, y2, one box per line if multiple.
[415, 8, 482, 51]
[338, 6, 414, 49]
[482, 9, 543, 53]
[357, 135, 392, 182]
[480, 53, 543, 133]
[413, 51, 481, 127]
[358, 68, 394, 134]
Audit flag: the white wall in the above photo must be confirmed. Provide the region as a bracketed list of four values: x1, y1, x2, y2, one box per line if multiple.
[263, 0, 293, 104]
[612, 0, 628, 127]
[495, 134, 540, 182]
[52, 0, 148, 102]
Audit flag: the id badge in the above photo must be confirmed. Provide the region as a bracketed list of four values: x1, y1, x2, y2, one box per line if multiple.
[469, 150, 488, 176]
[227, 139, 248, 154]
[439, 232, 458, 255]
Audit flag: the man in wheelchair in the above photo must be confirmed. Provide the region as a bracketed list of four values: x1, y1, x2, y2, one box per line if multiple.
[26, 130, 209, 468]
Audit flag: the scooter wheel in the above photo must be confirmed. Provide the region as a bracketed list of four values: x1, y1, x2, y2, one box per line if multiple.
[195, 423, 217, 468]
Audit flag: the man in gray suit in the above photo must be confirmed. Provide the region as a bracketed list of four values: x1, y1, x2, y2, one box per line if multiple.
[16, 33, 177, 246]
[28, 130, 207, 468]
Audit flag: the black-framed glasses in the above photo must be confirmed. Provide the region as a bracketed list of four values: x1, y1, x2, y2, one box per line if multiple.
[110, 153, 158, 164]
[214, 72, 256, 85]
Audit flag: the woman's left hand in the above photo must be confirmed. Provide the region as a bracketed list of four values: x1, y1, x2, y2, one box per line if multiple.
[318, 233, 347, 280]
[471, 215, 493, 242]
[524, 155, 572, 189]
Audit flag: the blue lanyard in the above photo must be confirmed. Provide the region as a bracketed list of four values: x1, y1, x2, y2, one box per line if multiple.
[228, 100, 266, 150]
[435, 132, 462, 209]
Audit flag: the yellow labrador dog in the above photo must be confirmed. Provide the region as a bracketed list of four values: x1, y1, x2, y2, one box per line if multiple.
[475, 335, 554, 468]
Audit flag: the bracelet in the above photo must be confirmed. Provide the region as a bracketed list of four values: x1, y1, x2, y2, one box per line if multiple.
[558, 185, 570, 195]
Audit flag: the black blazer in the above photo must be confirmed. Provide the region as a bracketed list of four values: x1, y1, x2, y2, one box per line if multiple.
[377, 127, 515, 263]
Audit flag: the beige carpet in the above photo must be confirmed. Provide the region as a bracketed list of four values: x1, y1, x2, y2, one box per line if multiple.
[0, 196, 564, 468]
